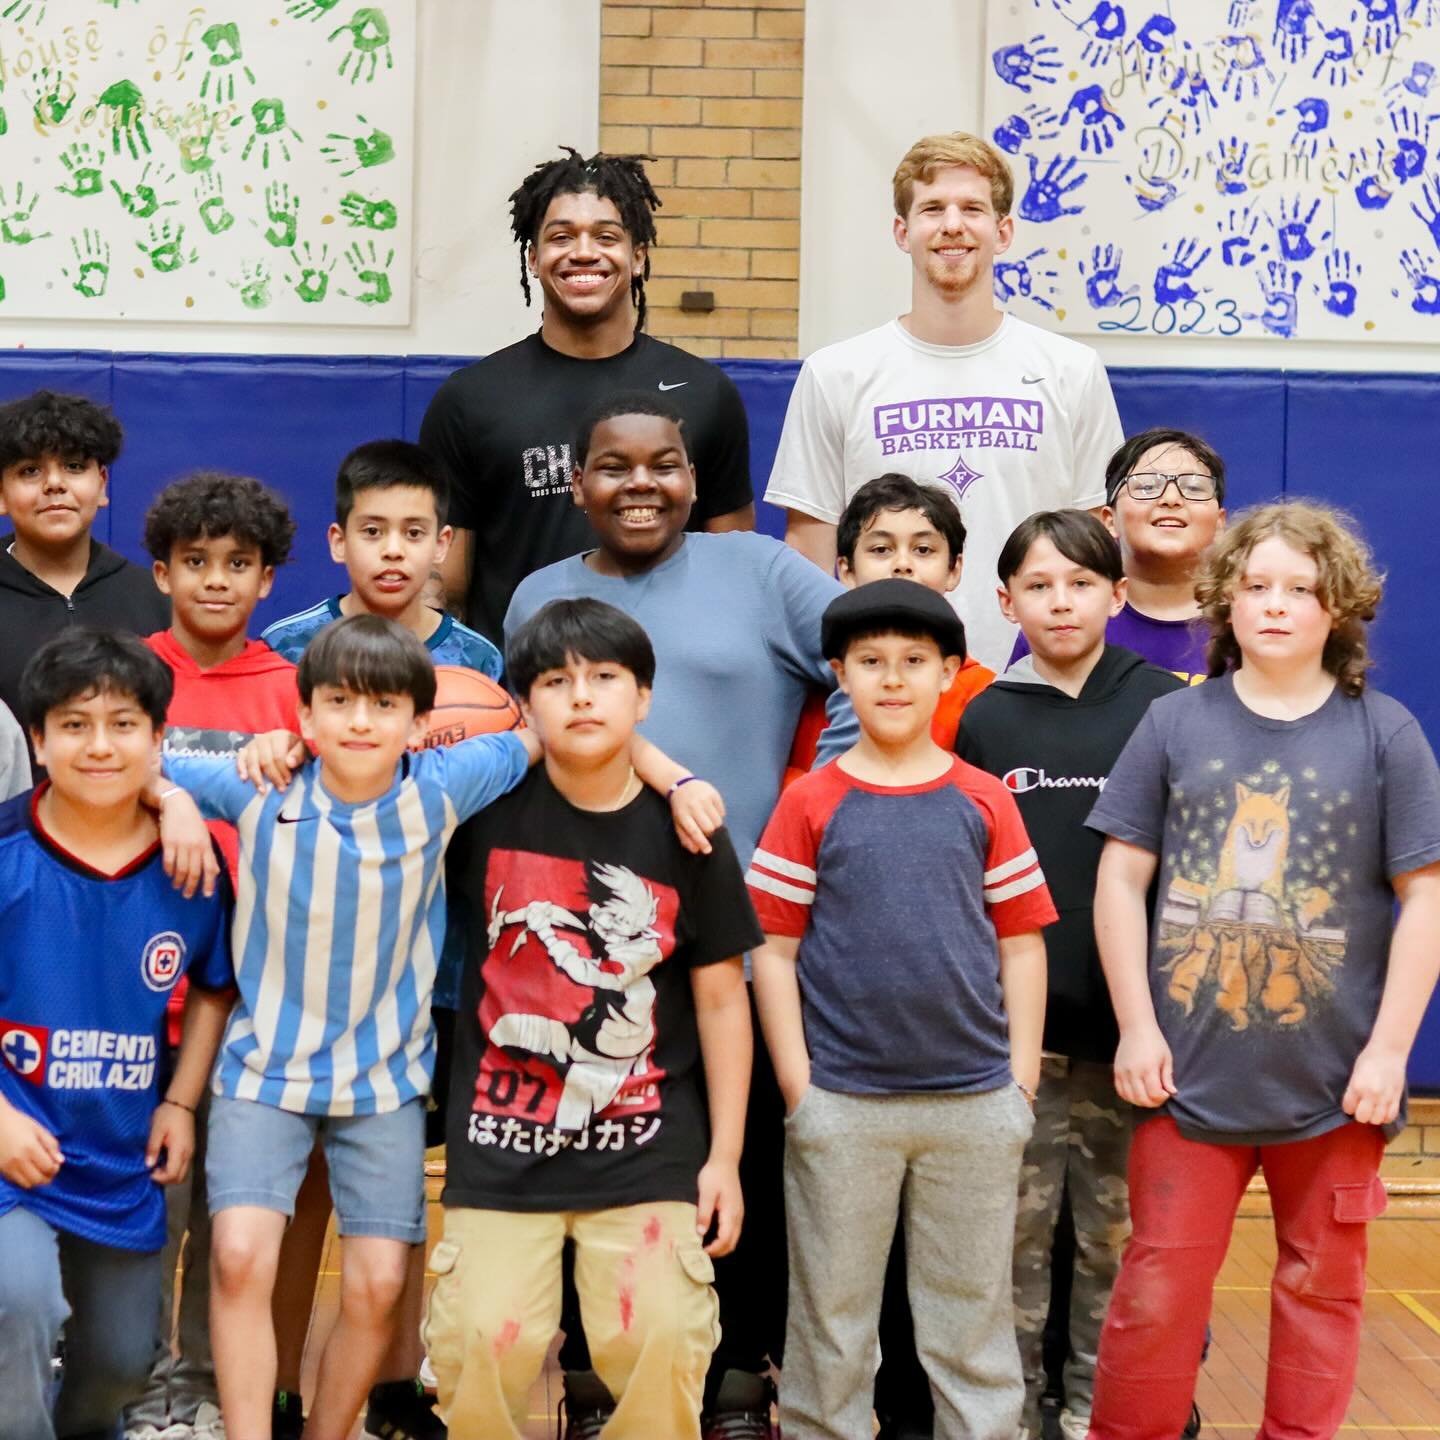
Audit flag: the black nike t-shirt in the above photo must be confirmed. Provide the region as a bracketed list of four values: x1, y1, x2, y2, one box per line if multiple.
[419, 331, 754, 643]
[444, 770, 763, 1213]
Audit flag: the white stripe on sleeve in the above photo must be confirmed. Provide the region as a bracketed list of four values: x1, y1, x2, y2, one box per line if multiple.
[745, 867, 816, 906]
[985, 868, 1047, 904]
[750, 847, 817, 886]
[985, 847, 1039, 886]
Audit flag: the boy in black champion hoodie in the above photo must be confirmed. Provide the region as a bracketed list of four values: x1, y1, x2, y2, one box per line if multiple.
[0, 391, 168, 774]
[958, 510, 1183, 1440]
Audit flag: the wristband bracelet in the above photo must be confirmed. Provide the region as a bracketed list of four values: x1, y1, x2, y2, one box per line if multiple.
[1016, 1081, 1038, 1104]
[156, 786, 185, 806]
[667, 774, 701, 799]
[159, 1097, 195, 1114]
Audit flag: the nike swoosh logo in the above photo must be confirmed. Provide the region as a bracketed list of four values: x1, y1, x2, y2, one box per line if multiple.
[657, 381, 689, 392]
[277, 813, 319, 825]
[1021, 375, 1044, 384]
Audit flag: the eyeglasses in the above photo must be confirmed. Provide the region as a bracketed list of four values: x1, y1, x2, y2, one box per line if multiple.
[1118, 471, 1219, 502]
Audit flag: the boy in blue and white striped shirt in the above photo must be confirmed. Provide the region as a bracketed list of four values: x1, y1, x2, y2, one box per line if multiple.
[165, 614, 539, 1440]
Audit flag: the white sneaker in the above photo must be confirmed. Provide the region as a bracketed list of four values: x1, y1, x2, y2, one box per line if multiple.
[124, 1427, 165, 1440]
[418, 1354, 438, 1389]
[154, 1425, 192, 1440]
[1059, 1409, 1091, 1440]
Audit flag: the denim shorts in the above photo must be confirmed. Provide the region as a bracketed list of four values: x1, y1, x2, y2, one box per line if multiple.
[206, 1095, 427, 1243]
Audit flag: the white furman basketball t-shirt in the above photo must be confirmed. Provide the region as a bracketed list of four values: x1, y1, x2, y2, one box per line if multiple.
[765, 315, 1123, 670]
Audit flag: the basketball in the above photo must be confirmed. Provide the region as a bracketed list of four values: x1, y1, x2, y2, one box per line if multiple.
[412, 665, 522, 750]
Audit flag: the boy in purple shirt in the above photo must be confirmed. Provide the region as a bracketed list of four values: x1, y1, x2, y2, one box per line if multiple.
[1011, 430, 1226, 685]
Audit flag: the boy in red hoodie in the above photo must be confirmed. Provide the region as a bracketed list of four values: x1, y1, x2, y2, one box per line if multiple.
[125, 470, 300, 1440]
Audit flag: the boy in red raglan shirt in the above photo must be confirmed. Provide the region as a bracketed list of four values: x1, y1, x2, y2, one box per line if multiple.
[125, 470, 300, 1440]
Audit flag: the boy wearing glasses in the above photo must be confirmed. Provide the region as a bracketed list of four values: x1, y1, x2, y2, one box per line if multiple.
[1009, 430, 1226, 685]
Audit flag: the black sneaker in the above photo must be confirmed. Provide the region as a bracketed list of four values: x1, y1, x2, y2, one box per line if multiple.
[272, 1389, 305, 1440]
[701, 1369, 780, 1440]
[556, 1369, 615, 1440]
[1181, 1402, 1202, 1438]
[363, 1378, 446, 1440]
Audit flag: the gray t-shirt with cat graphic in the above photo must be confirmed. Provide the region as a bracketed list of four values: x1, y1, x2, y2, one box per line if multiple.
[1087, 675, 1440, 1145]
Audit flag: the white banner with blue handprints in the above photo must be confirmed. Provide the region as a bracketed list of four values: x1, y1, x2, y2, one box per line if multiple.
[0, 0, 414, 324]
[984, 0, 1440, 341]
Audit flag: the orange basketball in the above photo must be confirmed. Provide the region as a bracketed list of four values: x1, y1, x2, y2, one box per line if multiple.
[412, 665, 522, 750]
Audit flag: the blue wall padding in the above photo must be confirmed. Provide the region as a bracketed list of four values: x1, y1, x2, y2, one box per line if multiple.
[2, 348, 1436, 1084]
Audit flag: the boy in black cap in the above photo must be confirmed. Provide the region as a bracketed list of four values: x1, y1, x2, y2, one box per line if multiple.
[746, 579, 1055, 1440]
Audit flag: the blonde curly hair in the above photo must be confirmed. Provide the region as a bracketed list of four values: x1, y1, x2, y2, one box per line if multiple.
[1195, 500, 1384, 696]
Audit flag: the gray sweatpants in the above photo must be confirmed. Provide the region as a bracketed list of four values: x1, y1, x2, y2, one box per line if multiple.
[781, 1082, 1034, 1440]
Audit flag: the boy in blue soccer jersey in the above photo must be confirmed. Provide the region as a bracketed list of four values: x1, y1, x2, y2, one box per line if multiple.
[0, 630, 233, 1440]
[262, 439, 504, 679]
[166, 614, 718, 1440]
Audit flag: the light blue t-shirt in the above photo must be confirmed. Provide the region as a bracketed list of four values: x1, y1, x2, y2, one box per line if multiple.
[168, 734, 530, 1116]
[262, 597, 503, 680]
[505, 531, 857, 869]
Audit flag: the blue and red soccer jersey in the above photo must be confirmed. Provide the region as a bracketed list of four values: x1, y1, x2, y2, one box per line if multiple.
[0, 790, 233, 1251]
[746, 756, 1056, 1095]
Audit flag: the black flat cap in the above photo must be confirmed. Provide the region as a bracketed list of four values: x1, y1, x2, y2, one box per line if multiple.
[820, 578, 967, 662]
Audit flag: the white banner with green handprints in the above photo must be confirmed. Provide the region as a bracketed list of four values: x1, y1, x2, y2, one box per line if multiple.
[0, 0, 415, 323]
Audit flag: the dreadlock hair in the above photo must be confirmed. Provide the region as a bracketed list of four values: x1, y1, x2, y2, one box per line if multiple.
[508, 147, 662, 331]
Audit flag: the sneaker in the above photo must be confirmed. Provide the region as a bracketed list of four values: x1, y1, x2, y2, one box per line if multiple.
[363, 1378, 446, 1440]
[124, 1427, 165, 1440]
[556, 1370, 615, 1440]
[1058, 1409, 1089, 1440]
[272, 1389, 305, 1440]
[155, 1421, 195, 1440]
[1182, 1402, 1202, 1438]
[701, 1369, 780, 1440]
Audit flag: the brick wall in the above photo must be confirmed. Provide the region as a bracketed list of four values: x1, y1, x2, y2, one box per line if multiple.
[599, 0, 804, 359]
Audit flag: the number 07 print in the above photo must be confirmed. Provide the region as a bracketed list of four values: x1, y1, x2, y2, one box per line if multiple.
[0, 0, 415, 324]
[983, 0, 1440, 343]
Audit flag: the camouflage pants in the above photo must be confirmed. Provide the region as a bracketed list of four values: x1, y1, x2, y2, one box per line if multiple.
[1013, 1056, 1133, 1437]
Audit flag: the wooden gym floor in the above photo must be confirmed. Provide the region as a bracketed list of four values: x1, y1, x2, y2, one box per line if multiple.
[297, 1189, 1440, 1439]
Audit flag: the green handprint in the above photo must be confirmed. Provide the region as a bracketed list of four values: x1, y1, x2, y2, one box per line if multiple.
[231, 259, 272, 310]
[0, 183, 51, 245]
[64, 229, 110, 299]
[338, 190, 397, 232]
[286, 241, 336, 303]
[194, 172, 234, 235]
[31, 67, 76, 127]
[287, 0, 342, 17]
[235, 98, 302, 169]
[340, 240, 393, 305]
[2, 0, 47, 23]
[320, 114, 394, 176]
[0, 275, 6, 304]
[177, 128, 215, 175]
[263, 181, 299, 247]
[329, 8, 393, 85]
[136, 218, 195, 274]
[109, 160, 177, 221]
[197, 22, 256, 106]
[97, 79, 151, 159]
[57, 142, 106, 199]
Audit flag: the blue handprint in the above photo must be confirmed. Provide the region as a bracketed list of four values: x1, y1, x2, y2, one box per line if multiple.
[1253, 261, 1302, 336]
[1285, 96, 1330, 158]
[1018, 153, 1090, 221]
[1274, 0, 1317, 62]
[1270, 195, 1330, 261]
[1078, 2, 1127, 67]
[1355, 171, 1393, 208]
[1215, 33, 1275, 101]
[1318, 248, 1360, 316]
[1410, 174, 1440, 243]
[1126, 169, 1179, 211]
[1387, 60, 1437, 103]
[1404, 0, 1440, 25]
[992, 103, 1061, 155]
[1126, 12, 1176, 82]
[1210, 135, 1251, 195]
[1357, 0, 1401, 54]
[1078, 242, 1139, 307]
[1064, 84, 1126, 154]
[1397, 247, 1440, 312]
[1228, 0, 1260, 23]
[993, 247, 1059, 310]
[1218, 206, 1266, 266]
[1388, 107, 1435, 182]
[1148, 64, 1217, 138]
[1312, 26, 1356, 86]
[993, 35, 1063, 93]
[1153, 238, 1212, 303]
